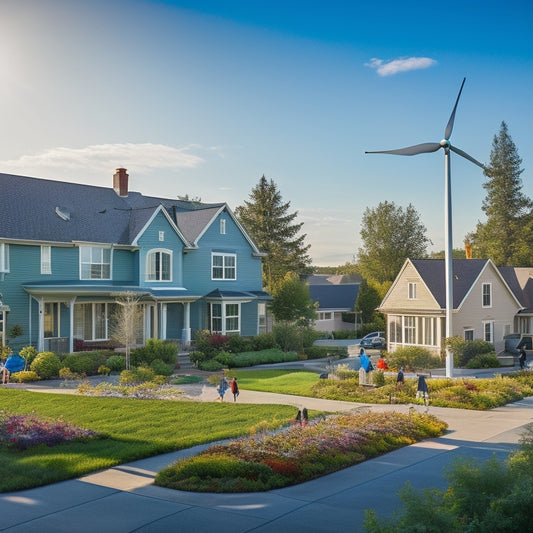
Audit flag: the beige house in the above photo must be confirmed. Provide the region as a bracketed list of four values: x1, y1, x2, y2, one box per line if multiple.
[379, 259, 533, 355]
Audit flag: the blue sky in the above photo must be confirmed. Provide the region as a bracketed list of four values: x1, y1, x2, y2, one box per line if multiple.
[1, 0, 532, 266]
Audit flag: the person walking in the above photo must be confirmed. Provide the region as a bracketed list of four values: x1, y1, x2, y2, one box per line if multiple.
[217, 376, 229, 401]
[519, 347, 527, 369]
[396, 367, 404, 390]
[416, 375, 429, 406]
[0, 359, 9, 384]
[230, 377, 239, 402]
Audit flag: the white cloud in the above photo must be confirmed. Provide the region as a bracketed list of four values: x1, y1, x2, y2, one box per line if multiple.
[0, 143, 204, 179]
[365, 57, 437, 76]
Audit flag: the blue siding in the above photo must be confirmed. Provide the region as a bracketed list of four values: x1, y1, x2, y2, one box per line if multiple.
[136, 211, 185, 288]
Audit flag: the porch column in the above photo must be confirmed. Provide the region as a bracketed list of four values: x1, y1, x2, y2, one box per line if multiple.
[182, 301, 191, 347]
[160, 303, 167, 340]
[38, 297, 44, 352]
[69, 298, 75, 352]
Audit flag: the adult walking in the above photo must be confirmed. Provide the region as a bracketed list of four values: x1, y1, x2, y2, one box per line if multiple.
[519, 347, 527, 370]
[396, 367, 404, 390]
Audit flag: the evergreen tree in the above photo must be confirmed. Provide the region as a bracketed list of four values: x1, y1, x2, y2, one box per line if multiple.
[472, 121, 532, 265]
[357, 201, 430, 283]
[235, 175, 312, 291]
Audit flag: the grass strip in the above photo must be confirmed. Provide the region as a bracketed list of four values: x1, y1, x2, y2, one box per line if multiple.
[0, 389, 295, 492]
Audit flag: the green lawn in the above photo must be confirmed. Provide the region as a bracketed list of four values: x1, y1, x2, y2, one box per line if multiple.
[227, 369, 319, 395]
[0, 389, 295, 492]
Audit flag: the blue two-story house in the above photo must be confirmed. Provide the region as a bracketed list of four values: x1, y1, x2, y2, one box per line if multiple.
[0, 169, 270, 353]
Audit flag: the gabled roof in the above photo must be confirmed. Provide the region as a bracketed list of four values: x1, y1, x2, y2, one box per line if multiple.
[0, 172, 256, 252]
[411, 258, 489, 308]
[308, 284, 359, 311]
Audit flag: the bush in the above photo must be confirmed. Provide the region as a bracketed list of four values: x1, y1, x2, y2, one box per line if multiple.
[198, 359, 224, 371]
[149, 358, 175, 376]
[332, 330, 359, 339]
[304, 346, 348, 359]
[189, 351, 209, 367]
[19, 346, 38, 366]
[446, 336, 495, 367]
[251, 333, 277, 351]
[214, 351, 235, 368]
[9, 370, 40, 383]
[131, 338, 177, 366]
[106, 354, 126, 372]
[59, 367, 85, 380]
[98, 365, 111, 376]
[464, 353, 500, 369]
[225, 335, 253, 354]
[273, 323, 319, 352]
[30, 352, 62, 379]
[61, 354, 98, 375]
[119, 366, 156, 384]
[387, 346, 443, 371]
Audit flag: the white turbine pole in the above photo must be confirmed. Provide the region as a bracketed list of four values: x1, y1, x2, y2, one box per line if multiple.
[444, 145, 454, 378]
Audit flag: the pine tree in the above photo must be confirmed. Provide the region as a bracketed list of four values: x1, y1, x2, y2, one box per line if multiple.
[473, 121, 532, 265]
[235, 176, 312, 291]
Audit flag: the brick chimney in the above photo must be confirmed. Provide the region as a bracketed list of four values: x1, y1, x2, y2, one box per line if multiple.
[113, 168, 129, 197]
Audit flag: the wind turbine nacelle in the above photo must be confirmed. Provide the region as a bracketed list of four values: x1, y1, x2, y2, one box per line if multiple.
[440, 139, 451, 148]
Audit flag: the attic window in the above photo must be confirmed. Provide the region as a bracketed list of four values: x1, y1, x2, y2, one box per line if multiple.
[55, 206, 71, 221]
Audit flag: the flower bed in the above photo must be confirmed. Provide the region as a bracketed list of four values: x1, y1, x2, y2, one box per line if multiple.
[0, 410, 99, 451]
[77, 381, 185, 400]
[155, 411, 447, 492]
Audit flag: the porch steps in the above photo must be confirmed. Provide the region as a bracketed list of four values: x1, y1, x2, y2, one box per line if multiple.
[177, 351, 195, 371]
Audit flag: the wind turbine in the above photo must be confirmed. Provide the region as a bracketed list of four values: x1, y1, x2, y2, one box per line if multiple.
[366, 78, 485, 378]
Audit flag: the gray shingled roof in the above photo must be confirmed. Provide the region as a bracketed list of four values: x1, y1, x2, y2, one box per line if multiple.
[0, 172, 226, 246]
[308, 284, 359, 311]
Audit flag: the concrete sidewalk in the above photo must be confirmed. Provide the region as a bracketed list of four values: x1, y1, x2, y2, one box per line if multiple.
[1, 382, 532, 533]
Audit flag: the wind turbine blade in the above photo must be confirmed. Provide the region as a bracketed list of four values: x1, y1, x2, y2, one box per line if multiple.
[444, 77, 466, 140]
[450, 145, 485, 169]
[366, 142, 441, 156]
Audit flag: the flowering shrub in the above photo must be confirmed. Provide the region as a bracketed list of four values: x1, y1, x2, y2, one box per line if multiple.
[155, 411, 447, 492]
[77, 381, 183, 400]
[59, 367, 85, 381]
[0, 410, 98, 451]
[9, 370, 40, 383]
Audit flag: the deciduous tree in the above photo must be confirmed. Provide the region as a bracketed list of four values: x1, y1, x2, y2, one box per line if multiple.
[357, 201, 430, 283]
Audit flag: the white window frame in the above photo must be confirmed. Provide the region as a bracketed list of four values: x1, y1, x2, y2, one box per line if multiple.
[483, 321, 494, 343]
[79, 246, 111, 280]
[482, 282, 492, 308]
[158, 231, 165, 242]
[211, 252, 236, 280]
[0, 243, 9, 273]
[210, 302, 241, 334]
[408, 282, 417, 300]
[43, 302, 60, 338]
[41, 245, 52, 274]
[258, 302, 267, 334]
[464, 328, 474, 341]
[146, 248, 172, 282]
[220, 219, 226, 235]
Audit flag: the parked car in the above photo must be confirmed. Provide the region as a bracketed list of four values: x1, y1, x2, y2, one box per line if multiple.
[360, 331, 386, 349]
[516, 334, 533, 355]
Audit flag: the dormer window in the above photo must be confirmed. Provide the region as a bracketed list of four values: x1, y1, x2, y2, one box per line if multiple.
[146, 249, 172, 281]
[80, 246, 111, 280]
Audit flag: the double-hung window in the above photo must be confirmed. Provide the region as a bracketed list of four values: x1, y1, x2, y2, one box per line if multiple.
[210, 302, 240, 334]
[212, 253, 236, 280]
[80, 247, 111, 280]
[408, 282, 417, 300]
[146, 249, 172, 281]
[74, 302, 115, 340]
[482, 283, 492, 308]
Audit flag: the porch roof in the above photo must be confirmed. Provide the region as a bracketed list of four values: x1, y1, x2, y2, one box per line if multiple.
[205, 289, 272, 301]
[21, 281, 201, 301]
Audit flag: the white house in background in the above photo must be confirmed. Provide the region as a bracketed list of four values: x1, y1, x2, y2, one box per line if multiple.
[305, 274, 360, 332]
[378, 258, 533, 355]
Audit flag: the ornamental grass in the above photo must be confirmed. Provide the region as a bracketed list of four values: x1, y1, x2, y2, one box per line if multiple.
[155, 411, 447, 493]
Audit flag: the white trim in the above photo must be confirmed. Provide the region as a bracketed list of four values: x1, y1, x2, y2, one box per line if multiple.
[131, 205, 191, 247]
[482, 282, 492, 308]
[211, 252, 237, 281]
[79, 245, 112, 280]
